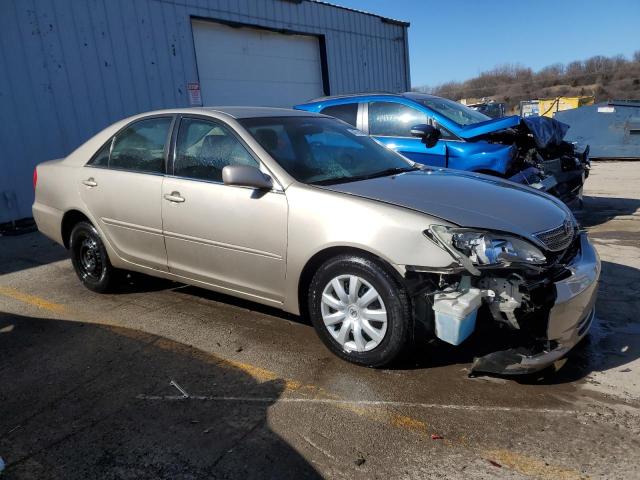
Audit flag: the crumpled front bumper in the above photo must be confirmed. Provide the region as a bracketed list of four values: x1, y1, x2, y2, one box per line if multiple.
[471, 232, 600, 375]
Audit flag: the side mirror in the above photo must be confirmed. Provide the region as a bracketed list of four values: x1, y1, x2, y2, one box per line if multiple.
[222, 165, 273, 190]
[410, 124, 441, 148]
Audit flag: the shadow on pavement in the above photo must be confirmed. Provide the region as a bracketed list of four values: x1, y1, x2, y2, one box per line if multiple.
[0, 312, 320, 479]
[574, 195, 640, 228]
[539, 259, 640, 385]
[0, 232, 68, 276]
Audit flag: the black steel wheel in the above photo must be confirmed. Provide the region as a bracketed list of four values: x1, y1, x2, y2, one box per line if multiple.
[69, 221, 116, 293]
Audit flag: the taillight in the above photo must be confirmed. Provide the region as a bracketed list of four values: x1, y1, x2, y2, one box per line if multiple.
[33, 167, 38, 190]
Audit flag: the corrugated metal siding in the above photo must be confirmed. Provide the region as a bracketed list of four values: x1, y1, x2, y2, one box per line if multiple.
[0, 0, 410, 223]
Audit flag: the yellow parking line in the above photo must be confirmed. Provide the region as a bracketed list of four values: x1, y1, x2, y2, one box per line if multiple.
[0, 286, 67, 314]
[222, 357, 303, 392]
[0, 285, 589, 479]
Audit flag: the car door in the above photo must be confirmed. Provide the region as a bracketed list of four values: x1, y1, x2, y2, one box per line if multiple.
[80, 116, 173, 271]
[367, 101, 456, 167]
[161, 116, 288, 303]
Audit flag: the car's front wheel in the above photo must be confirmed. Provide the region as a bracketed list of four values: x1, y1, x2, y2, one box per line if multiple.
[308, 255, 411, 367]
[69, 221, 117, 293]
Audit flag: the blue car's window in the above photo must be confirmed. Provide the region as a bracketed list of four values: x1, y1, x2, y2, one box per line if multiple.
[320, 104, 358, 127]
[415, 96, 490, 126]
[368, 102, 429, 137]
[241, 116, 415, 185]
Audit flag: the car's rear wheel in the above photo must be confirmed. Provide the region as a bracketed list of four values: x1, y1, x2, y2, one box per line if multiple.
[308, 254, 411, 367]
[69, 221, 117, 293]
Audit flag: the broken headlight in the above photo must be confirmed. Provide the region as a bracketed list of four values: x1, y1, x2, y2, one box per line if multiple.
[427, 225, 546, 268]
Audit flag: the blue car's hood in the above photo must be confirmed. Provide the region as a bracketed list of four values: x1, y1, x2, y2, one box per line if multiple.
[457, 115, 521, 139]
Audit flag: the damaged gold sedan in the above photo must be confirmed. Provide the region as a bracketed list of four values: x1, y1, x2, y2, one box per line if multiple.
[32, 108, 600, 375]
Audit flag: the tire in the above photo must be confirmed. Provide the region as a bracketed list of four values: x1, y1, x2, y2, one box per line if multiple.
[69, 221, 117, 293]
[308, 254, 411, 367]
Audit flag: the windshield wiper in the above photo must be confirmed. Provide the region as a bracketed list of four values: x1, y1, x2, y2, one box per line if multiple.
[311, 166, 417, 186]
[363, 166, 417, 179]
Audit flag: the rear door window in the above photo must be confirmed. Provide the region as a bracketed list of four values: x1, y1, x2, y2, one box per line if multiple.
[320, 104, 358, 127]
[110, 117, 172, 173]
[88, 141, 111, 167]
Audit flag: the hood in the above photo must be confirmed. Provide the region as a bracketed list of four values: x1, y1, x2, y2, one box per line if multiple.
[457, 115, 521, 139]
[522, 116, 570, 149]
[319, 169, 571, 242]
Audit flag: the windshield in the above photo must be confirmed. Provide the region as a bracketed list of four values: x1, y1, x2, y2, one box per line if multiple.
[414, 96, 491, 126]
[239, 117, 415, 185]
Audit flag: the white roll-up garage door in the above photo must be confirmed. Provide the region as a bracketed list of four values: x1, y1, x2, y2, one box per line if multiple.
[192, 19, 325, 107]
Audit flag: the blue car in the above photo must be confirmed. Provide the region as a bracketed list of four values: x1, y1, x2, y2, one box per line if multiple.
[294, 93, 589, 205]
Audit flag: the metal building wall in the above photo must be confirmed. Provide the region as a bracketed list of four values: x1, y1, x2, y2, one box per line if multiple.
[0, 0, 410, 223]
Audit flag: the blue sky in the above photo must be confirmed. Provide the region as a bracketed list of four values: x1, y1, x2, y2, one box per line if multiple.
[334, 0, 640, 87]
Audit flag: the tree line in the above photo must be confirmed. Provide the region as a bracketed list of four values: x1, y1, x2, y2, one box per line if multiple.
[414, 52, 640, 113]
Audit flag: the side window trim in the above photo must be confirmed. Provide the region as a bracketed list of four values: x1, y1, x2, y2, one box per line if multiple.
[358, 102, 368, 133]
[84, 114, 176, 174]
[170, 115, 261, 182]
[85, 136, 114, 169]
[164, 115, 178, 174]
[109, 114, 174, 175]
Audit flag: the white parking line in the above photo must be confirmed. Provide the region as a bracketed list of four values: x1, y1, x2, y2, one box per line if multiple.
[135, 393, 618, 417]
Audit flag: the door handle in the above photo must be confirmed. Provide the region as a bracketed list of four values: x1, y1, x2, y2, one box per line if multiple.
[82, 178, 98, 187]
[164, 191, 185, 203]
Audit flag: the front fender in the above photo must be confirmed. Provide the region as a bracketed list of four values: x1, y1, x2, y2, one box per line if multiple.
[446, 142, 514, 175]
[282, 184, 456, 314]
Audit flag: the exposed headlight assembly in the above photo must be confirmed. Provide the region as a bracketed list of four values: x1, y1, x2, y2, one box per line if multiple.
[426, 225, 546, 275]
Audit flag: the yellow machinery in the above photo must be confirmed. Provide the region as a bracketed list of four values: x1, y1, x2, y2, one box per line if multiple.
[538, 96, 595, 117]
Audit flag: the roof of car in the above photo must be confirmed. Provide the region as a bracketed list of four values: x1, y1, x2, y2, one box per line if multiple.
[306, 92, 404, 102]
[202, 106, 321, 119]
[301, 92, 439, 105]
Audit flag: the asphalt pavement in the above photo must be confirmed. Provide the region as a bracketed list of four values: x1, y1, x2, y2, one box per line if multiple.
[1, 161, 639, 479]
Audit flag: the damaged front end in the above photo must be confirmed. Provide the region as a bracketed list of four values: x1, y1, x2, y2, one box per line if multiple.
[473, 116, 591, 207]
[407, 223, 600, 376]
